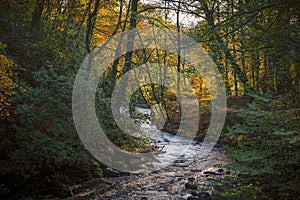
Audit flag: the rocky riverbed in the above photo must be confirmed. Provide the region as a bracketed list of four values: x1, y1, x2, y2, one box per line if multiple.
[63, 107, 232, 200]
[65, 145, 230, 200]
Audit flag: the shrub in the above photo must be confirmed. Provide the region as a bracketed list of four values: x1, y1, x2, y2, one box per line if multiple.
[9, 67, 101, 183]
[217, 93, 300, 199]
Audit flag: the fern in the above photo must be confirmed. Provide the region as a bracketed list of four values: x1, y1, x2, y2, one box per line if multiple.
[220, 94, 300, 199]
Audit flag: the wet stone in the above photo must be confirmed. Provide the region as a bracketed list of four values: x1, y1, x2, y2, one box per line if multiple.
[187, 197, 199, 200]
[191, 190, 199, 196]
[174, 163, 189, 167]
[164, 138, 171, 142]
[185, 183, 197, 190]
[198, 192, 211, 199]
[188, 177, 195, 182]
[203, 171, 222, 176]
[174, 159, 185, 163]
[190, 169, 202, 172]
[217, 168, 224, 173]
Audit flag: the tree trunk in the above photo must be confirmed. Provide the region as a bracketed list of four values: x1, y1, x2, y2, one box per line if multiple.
[176, 0, 181, 95]
[203, 3, 250, 91]
[105, 0, 125, 96]
[85, 0, 101, 53]
[123, 0, 138, 74]
[31, 0, 45, 30]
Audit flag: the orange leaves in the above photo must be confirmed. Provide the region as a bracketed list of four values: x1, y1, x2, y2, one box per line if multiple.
[0, 42, 19, 118]
[93, 3, 120, 44]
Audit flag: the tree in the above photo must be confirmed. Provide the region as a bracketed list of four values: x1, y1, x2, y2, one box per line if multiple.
[85, 0, 101, 53]
[31, 0, 45, 30]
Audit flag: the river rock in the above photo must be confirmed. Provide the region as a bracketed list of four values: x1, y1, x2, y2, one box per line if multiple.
[185, 183, 197, 190]
[103, 168, 130, 177]
[190, 169, 202, 172]
[188, 177, 195, 182]
[217, 168, 224, 173]
[203, 171, 222, 176]
[164, 138, 171, 142]
[198, 192, 211, 199]
[187, 197, 199, 200]
[174, 163, 189, 167]
[191, 189, 199, 196]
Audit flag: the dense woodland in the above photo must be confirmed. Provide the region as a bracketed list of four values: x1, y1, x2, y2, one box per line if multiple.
[0, 0, 299, 199]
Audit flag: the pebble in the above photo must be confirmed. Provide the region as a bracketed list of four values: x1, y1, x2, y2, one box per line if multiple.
[190, 169, 202, 172]
[198, 192, 210, 199]
[185, 183, 197, 190]
[191, 190, 199, 196]
[188, 177, 195, 182]
[203, 171, 222, 176]
[217, 168, 224, 173]
[187, 197, 198, 200]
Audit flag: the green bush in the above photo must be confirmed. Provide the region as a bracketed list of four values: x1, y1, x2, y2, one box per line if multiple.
[95, 88, 150, 152]
[216, 93, 300, 199]
[10, 67, 102, 180]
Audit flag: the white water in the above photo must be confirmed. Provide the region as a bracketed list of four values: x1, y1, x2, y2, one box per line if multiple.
[136, 106, 215, 169]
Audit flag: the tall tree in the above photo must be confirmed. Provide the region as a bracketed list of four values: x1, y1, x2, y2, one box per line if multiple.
[123, 0, 139, 74]
[85, 0, 101, 53]
[31, 0, 45, 30]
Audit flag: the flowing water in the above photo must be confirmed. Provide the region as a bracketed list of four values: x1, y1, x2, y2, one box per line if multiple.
[66, 107, 230, 200]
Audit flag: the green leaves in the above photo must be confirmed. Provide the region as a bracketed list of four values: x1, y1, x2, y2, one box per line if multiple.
[10, 67, 101, 179]
[222, 95, 300, 198]
[227, 124, 249, 135]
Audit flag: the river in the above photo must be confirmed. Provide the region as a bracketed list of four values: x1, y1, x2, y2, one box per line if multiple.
[66, 107, 230, 200]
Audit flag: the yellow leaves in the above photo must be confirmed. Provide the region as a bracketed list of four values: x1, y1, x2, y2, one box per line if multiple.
[237, 134, 244, 142]
[93, 5, 119, 44]
[0, 42, 7, 50]
[92, 1, 149, 45]
[0, 43, 20, 119]
[0, 55, 14, 70]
